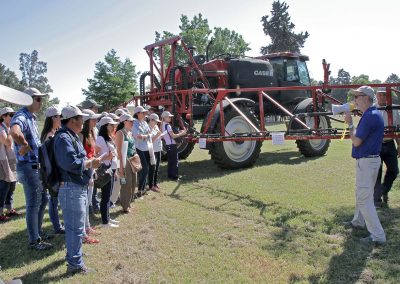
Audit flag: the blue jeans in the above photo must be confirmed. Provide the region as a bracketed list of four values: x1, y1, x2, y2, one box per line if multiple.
[136, 149, 150, 192]
[16, 163, 49, 243]
[0, 181, 16, 212]
[58, 182, 87, 269]
[48, 196, 63, 232]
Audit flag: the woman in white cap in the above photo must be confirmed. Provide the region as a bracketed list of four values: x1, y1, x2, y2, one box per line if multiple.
[0, 107, 19, 222]
[96, 116, 119, 228]
[148, 113, 163, 192]
[132, 106, 151, 197]
[79, 109, 102, 243]
[115, 113, 137, 213]
[40, 106, 64, 234]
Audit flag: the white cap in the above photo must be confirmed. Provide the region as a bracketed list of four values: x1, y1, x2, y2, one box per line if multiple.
[97, 116, 119, 127]
[120, 113, 134, 122]
[115, 109, 126, 116]
[0, 107, 15, 117]
[45, 106, 61, 118]
[82, 109, 102, 121]
[161, 111, 174, 118]
[61, 105, 89, 120]
[107, 113, 119, 120]
[134, 106, 148, 114]
[149, 113, 161, 122]
[376, 87, 386, 94]
[24, 87, 47, 97]
[351, 86, 375, 99]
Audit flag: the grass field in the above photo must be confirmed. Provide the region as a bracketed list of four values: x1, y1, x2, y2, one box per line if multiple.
[1, 125, 399, 283]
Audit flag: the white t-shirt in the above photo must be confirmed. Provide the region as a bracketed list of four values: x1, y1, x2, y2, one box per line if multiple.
[96, 136, 118, 169]
[150, 125, 162, 152]
[161, 122, 175, 145]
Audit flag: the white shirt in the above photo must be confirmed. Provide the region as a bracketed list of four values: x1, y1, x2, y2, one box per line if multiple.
[150, 125, 162, 152]
[376, 103, 400, 127]
[96, 136, 118, 169]
[161, 122, 175, 145]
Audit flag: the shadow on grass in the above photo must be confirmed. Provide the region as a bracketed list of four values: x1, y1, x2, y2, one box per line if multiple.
[19, 259, 66, 283]
[0, 224, 65, 270]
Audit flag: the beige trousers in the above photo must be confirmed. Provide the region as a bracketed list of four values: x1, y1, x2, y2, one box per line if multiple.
[120, 159, 137, 211]
[352, 157, 386, 242]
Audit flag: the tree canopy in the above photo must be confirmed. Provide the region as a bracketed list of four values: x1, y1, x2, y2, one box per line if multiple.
[82, 49, 139, 109]
[154, 13, 250, 66]
[261, 0, 309, 54]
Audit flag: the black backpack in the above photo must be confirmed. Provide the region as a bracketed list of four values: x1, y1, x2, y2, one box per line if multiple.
[38, 129, 77, 197]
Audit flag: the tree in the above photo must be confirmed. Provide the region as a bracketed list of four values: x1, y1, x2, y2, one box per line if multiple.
[0, 63, 22, 90]
[19, 50, 57, 118]
[385, 73, 400, 104]
[154, 13, 250, 66]
[261, 1, 309, 54]
[330, 69, 351, 102]
[82, 49, 139, 109]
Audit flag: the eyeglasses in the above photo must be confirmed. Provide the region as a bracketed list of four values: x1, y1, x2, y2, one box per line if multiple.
[33, 97, 42, 103]
[7, 113, 14, 117]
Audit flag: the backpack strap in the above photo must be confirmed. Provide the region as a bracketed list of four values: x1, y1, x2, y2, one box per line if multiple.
[165, 123, 173, 144]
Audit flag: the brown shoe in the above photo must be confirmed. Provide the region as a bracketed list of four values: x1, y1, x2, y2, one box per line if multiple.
[150, 187, 160, 193]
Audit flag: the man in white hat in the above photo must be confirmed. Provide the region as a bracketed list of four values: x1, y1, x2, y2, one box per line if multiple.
[54, 105, 102, 274]
[10, 87, 53, 250]
[373, 87, 400, 208]
[344, 86, 386, 245]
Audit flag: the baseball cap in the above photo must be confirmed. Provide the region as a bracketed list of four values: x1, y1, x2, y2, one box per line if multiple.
[61, 105, 89, 120]
[376, 87, 386, 94]
[107, 113, 119, 120]
[0, 107, 15, 117]
[98, 116, 119, 127]
[115, 109, 126, 116]
[45, 106, 61, 118]
[120, 113, 134, 122]
[134, 106, 148, 114]
[82, 109, 102, 121]
[161, 111, 174, 118]
[24, 87, 47, 97]
[351, 86, 375, 99]
[149, 113, 161, 122]
[79, 99, 102, 109]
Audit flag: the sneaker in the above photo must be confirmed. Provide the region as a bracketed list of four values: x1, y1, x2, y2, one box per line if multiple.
[67, 265, 96, 275]
[109, 219, 120, 224]
[135, 191, 145, 199]
[123, 208, 131, 214]
[29, 240, 53, 251]
[360, 236, 385, 246]
[83, 236, 100, 244]
[0, 214, 11, 222]
[150, 186, 160, 193]
[86, 227, 101, 236]
[343, 221, 364, 229]
[102, 223, 119, 228]
[54, 228, 65, 235]
[6, 209, 21, 217]
[374, 200, 382, 209]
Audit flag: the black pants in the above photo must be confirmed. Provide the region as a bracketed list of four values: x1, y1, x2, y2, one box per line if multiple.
[166, 144, 179, 179]
[100, 178, 112, 224]
[374, 140, 399, 202]
[136, 149, 150, 192]
[148, 151, 161, 188]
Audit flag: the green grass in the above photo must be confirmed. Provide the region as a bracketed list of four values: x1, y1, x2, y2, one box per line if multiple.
[1, 125, 399, 283]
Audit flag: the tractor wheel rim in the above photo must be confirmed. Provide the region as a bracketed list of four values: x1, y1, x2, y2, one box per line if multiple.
[305, 116, 329, 150]
[223, 116, 257, 163]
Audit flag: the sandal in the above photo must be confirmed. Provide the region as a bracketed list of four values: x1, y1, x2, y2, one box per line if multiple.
[83, 236, 100, 244]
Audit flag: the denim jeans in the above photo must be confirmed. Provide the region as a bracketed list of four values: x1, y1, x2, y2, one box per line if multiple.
[48, 195, 63, 232]
[166, 144, 179, 179]
[136, 149, 150, 192]
[0, 181, 16, 212]
[100, 179, 112, 224]
[16, 163, 49, 243]
[58, 182, 87, 269]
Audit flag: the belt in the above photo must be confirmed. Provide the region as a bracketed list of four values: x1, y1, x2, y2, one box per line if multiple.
[383, 139, 394, 144]
[358, 155, 380, 159]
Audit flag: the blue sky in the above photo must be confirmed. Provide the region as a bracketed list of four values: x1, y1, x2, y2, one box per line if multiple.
[1, 0, 399, 105]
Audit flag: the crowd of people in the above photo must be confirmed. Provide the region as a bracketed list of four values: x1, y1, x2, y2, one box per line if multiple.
[1, 85, 399, 275]
[0, 88, 186, 275]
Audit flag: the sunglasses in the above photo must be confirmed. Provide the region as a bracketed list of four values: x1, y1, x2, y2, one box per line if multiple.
[4, 113, 14, 117]
[33, 96, 43, 102]
[354, 95, 366, 99]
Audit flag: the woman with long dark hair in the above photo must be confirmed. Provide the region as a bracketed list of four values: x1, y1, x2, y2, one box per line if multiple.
[79, 109, 102, 243]
[96, 116, 119, 228]
[40, 106, 64, 234]
[0, 107, 19, 222]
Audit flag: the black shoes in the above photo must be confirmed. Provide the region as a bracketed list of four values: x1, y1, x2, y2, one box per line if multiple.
[360, 236, 386, 246]
[343, 221, 364, 229]
[29, 239, 53, 251]
[67, 265, 96, 275]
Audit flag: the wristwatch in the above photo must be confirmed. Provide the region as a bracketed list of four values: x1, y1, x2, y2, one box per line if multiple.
[348, 123, 354, 130]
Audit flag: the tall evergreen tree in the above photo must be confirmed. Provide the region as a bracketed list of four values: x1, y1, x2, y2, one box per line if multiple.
[82, 49, 139, 109]
[261, 1, 309, 54]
